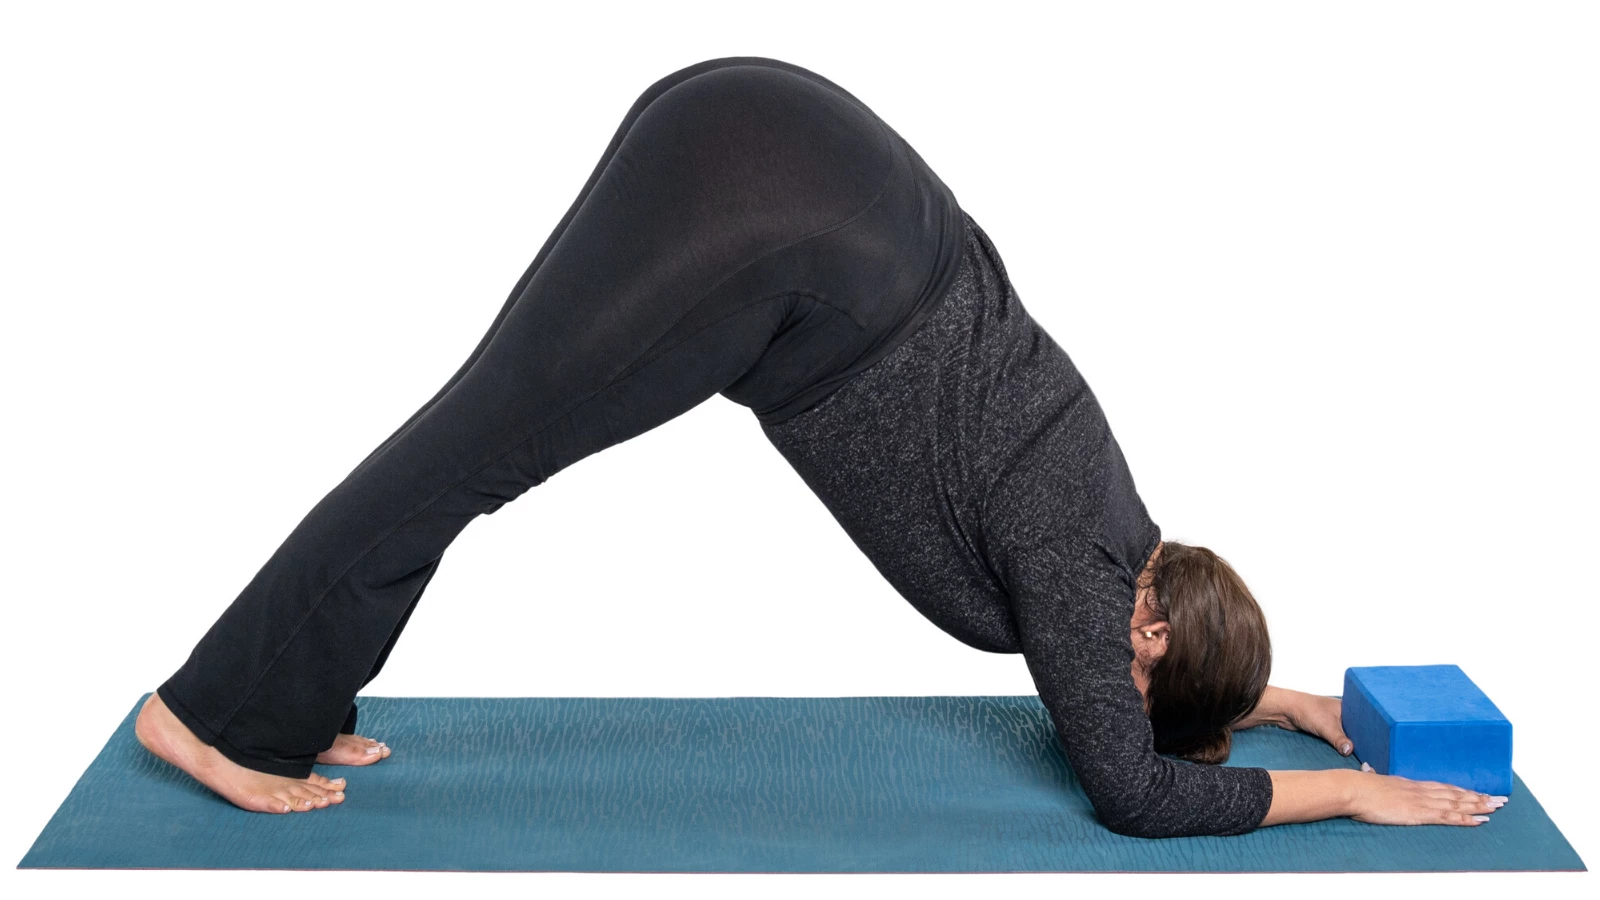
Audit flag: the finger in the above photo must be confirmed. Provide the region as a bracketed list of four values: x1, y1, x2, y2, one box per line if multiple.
[1419, 789, 1498, 814]
[1416, 782, 1472, 797]
[1437, 794, 1484, 812]
[1426, 801, 1485, 826]
[1420, 782, 1489, 806]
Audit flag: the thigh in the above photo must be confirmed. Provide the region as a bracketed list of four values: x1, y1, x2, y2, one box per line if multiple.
[351, 56, 869, 471]
[340, 58, 903, 523]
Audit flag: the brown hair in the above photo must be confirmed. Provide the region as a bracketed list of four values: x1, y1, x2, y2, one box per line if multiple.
[1141, 541, 1271, 765]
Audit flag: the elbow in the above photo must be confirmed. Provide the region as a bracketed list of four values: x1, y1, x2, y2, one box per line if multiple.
[1097, 808, 1166, 840]
[1091, 794, 1262, 840]
[1089, 790, 1168, 839]
[1099, 817, 1145, 839]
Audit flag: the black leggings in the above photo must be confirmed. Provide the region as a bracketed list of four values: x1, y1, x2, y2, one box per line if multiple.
[157, 56, 966, 777]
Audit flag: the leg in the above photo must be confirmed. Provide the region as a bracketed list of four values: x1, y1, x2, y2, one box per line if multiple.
[145, 56, 904, 799]
[330, 52, 917, 739]
[316, 556, 435, 764]
[325, 59, 742, 741]
[324, 554, 432, 749]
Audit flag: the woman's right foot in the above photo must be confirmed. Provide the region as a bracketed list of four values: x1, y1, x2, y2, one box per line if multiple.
[134, 692, 346, 813]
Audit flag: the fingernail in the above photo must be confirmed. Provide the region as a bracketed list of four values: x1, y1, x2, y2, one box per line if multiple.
[1492, 795, 1508, 803]
[366, 746, 381, 754]
[1487, 798, 1505, 808]
[1341, 742, 1351, 754]
[1472, 815, 1490, 822]
[334, 791, 344, 799]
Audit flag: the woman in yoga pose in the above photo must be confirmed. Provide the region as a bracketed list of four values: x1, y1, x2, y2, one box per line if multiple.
[134, 56, 1505, 837]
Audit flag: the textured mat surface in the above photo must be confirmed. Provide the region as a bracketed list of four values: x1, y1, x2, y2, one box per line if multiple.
[19, 693, 1585, 872]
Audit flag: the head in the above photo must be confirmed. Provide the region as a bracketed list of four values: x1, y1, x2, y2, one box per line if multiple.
[1129, 540, 1272, 765]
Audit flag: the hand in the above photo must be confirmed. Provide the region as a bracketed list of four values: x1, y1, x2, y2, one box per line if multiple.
[1349, 762, 1507, 826]
[1282, 692, 1356, 758]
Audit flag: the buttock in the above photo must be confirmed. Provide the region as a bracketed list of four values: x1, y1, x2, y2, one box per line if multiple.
[662, 59, 968, 425]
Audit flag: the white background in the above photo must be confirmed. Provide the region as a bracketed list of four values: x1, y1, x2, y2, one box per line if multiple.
[2, 1, 1594, 897]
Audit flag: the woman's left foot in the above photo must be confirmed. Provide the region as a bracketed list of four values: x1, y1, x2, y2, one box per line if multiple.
[316, 733, 391, 766]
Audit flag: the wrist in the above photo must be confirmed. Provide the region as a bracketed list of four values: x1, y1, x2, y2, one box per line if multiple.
[1271, 686, 1313, 726]
[1336, 768, 1363, 818]
[1257, 685, 1300, 729]
[1261, 769, 1363, 827]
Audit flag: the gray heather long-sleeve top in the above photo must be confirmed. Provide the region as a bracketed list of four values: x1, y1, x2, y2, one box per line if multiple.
[757, 209, 1275, 838]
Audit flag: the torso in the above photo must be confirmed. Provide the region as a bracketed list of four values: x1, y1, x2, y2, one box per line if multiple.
[760, 209, 1035, 654]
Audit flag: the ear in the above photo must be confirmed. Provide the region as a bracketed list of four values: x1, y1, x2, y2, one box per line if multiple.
[1133, 621, 1171, 665]
[1134, 620, 1170, 641]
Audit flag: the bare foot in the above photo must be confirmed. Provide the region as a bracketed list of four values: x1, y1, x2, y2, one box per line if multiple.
[134, 692, 346, 814]
[316, 732, 391, 766]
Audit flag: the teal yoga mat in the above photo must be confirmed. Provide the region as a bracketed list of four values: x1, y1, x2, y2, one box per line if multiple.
[19, 693, 1586, 872]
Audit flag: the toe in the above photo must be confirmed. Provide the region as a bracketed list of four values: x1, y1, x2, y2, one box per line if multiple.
[271, 790, 308, 812]
[283, 785, 326, 810]
[256, 793, 294, 814]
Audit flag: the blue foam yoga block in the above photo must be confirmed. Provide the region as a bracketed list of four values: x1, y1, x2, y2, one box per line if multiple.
[1342, 664, 1513, 795]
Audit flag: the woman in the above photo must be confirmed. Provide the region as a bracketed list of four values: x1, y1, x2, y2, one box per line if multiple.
[134, 56, 1505, 837]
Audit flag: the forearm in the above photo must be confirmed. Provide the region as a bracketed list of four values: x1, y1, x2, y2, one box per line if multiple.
[1230, 684, 1299, 730]
[1260, 769, 1356, 827]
